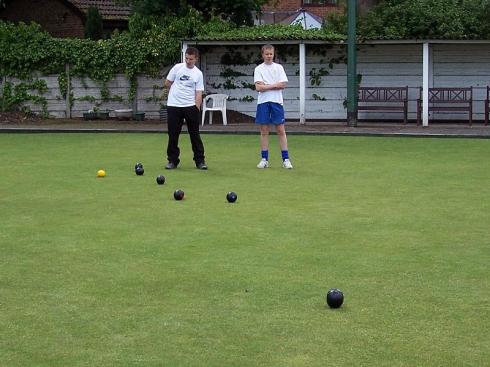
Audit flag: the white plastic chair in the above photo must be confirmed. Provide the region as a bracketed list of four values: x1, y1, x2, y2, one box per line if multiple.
[201, 94, 228, 126]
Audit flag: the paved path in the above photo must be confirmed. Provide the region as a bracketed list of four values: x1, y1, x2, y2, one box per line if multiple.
[1, 120, 489, 138]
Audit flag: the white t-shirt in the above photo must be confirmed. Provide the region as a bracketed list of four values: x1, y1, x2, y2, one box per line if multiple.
[166, 63, 204, 107]
[254, 62, 288, 105]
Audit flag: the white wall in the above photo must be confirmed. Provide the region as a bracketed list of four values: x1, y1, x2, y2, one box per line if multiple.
[3, 43, 490, 121]
[2, 73, 166, 119]
[433, 44, 490, 120]
[202, 43, 490, 121]
[7, 74, 66, 117]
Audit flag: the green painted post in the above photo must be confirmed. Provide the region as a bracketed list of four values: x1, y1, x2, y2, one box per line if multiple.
[1, 76, 6, 112]
[347, 0, 358, 127]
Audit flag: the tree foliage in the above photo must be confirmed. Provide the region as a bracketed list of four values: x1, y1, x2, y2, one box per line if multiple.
[0, 11, 239, 81]
[324, 0, 490, 39]
[196, 24, 344, 41]
[84, 6, 104, 40]
[0, 20, 178, 80]
[117, 0, 268, 25]
[360, 0, 490, 39]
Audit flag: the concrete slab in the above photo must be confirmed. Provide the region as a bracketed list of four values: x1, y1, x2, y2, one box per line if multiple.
[1, 120, 489, 138]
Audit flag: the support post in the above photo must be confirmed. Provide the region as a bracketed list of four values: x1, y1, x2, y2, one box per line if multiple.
[422, 42, 431, 127]
[65, 63, 71, 118]
[346, 0, 358, 127]
[132, 76, 138, 113]
[1, 75, 7, 112]
[299, 42, 306, 124]
[181, 42, 188, 63]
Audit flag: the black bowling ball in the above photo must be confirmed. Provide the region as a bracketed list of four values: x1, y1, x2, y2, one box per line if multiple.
[135, 166, 144, 176]
[134, 162, 144, 170]
[156, 175, 166, 185]
[226, 192, 237, 203]
[174, 189, 184, 201]
[326, 289, 344, 309]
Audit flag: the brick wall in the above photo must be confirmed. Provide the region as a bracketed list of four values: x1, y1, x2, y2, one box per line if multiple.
[262, 0, 300, 12]
[0, 0, 85, 38]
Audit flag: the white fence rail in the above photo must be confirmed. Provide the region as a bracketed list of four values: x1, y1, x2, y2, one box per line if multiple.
[2, 43, 490, 121]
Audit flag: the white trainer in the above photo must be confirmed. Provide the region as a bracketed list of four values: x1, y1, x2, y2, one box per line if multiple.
[282, 159, 293, 169]
[257, 158, 269, 169]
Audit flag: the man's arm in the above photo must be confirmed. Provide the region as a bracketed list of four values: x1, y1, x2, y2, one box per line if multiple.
[164, 79, 173, 89]
[195, 90, 203, 110]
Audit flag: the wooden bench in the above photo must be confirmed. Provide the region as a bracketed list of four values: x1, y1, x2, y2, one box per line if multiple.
[417, 87, 473, 125]
[357, 87, 408, 123]
[485, 86, 489, 126]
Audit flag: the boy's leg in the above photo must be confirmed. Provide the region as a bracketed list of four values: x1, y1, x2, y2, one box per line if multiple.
[256, 102, 271, 168]
[167, 106, 184, 166]
[275, 124, 288, 151]
[256, 124, 271, 168]
[270, 103, 288, 151]
[183, 106, 206, 166]
[271, 103, 292, 168]
[256, 102, 271, 152]
[260, 124, 270, 151]
[275, 124, 292, 168]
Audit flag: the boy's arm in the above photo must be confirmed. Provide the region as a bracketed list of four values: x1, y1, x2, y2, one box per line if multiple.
[254, 66, 286, 91]
[164, 64, 177, 88]
[195, 72, 204, 110]
[273, 81, 287, 90]
[195, 90, 203, 110]
[255, 81, 286, 91]
[273, 65, 288, 90]
[255, 81, 267, 92]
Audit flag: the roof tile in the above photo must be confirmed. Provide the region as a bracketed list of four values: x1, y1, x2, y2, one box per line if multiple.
[67, 0, 131, 20]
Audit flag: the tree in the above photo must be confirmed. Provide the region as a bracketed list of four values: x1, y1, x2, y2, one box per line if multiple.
[117, 0, 268, 26]
[325, 0, 490, 39]
[479, 1, 490, 38]
[84, 6, 104, 40]
[359, 0, 488, 39]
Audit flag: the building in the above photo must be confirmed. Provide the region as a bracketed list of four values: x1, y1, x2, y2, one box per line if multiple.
[255, 8, 324, 29]
[0, 0, 131, 38]
[261, 0, 339, 19]
[256, 0, 378, 26]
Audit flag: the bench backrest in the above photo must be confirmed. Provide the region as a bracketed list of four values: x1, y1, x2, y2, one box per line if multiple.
[358, 87, 408, 102]
[487, 86, 490, 100]
[420, 87, 473, 103]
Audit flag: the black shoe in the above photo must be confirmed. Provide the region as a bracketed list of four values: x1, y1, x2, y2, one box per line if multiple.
[165, 162, 178, 169]
[196, 162, 208, 170]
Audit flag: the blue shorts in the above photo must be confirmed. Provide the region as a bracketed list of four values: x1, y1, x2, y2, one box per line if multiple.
[255, 102, 285, 125]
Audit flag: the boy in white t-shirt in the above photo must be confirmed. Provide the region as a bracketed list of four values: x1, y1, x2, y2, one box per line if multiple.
[254, 44, 293, 169]
[164, 47, 207, 170]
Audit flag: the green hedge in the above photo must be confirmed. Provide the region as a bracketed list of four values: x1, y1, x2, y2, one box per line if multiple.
[195, 24, 344, 41]
[0, 21, 179, 81]
[360, 0, 490, 40]
[0, 21, 342, 80]
[324, 0, 490, 40]
[0, 18, 343, 114]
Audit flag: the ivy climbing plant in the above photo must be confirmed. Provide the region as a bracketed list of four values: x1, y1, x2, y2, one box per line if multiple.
[0, 21, 347, 114]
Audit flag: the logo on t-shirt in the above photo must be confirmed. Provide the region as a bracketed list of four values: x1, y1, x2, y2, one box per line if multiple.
[179, 75, 190, 81]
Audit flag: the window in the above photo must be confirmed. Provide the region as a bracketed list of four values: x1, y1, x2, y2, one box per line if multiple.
[302, 0, 338, 5]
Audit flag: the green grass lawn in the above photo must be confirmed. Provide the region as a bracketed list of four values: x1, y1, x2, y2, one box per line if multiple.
[1, 133, 489, 366]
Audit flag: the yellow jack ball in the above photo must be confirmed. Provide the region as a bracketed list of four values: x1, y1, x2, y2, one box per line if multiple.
[97, 169, 106, 177]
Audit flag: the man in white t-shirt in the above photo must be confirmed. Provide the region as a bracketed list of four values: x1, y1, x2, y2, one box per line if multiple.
[164, 47, 207, 170]
[254, 44, 293, 169]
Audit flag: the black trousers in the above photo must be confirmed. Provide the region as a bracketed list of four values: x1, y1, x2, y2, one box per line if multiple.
[166, 106, 205, 166]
